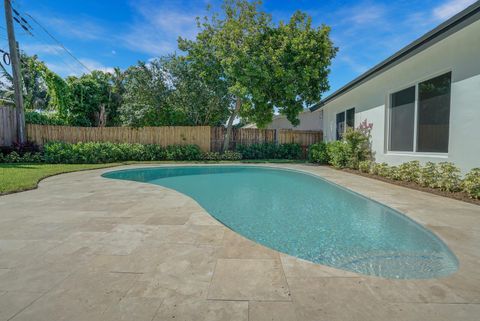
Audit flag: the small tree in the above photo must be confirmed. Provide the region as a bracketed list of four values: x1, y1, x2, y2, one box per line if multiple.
[179, 0, 337, 150]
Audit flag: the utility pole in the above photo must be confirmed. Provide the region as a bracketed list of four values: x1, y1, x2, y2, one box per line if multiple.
[4, 0, 25, 144]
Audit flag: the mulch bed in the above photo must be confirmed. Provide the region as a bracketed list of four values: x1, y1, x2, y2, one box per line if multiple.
[334, 167, 480, 206]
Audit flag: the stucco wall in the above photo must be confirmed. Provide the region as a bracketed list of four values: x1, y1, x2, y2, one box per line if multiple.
[321, 18, 480, 172]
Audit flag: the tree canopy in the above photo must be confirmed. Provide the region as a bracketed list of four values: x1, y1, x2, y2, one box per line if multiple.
[179, 0, 337, 149]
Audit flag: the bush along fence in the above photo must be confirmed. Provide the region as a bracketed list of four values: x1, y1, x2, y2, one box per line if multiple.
[1, 124, 320, 164]
[0, 141, 304, 164]
[22, 124, 323, 155]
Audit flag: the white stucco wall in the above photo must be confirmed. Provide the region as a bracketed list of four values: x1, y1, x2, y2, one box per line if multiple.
[321, 18, 480, 172]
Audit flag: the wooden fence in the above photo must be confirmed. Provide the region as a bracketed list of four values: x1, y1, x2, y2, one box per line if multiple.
[26, 124, 212, 152]
[24, 124, 322, 153]
[0, 106, 17, 146]
[211, 127, 277, 151]
[210, 127, 322, 152]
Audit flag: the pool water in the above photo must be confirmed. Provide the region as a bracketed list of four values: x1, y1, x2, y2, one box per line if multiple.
[103, 166, 458, 279]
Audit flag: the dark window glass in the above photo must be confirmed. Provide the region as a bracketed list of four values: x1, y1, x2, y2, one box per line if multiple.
[417, 72, 451, 153]
[346, 108, 355, 129]
[336, 112, 345, 140]
[389, 86, 415, 151]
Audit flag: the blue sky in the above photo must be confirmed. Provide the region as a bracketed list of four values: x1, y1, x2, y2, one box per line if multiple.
[1, 0, 477, 95]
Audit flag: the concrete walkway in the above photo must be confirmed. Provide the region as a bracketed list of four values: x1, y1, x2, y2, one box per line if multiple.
[0, 164, 479, 321]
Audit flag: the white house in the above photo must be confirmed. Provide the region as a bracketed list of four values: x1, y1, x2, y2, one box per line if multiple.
[310, 2, 480, 172]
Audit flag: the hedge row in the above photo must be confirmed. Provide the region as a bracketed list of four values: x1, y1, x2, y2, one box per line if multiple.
[308, 141, 479, 200]
[237, 143, 302, 159]
[357, 160, 480, 199]
[1, 141, 304, 164]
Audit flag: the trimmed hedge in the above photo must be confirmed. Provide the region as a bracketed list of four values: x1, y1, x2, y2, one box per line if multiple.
[0, 151, 44, 163]
[236, 143, 302, 160]
[43, 142, 203, 163]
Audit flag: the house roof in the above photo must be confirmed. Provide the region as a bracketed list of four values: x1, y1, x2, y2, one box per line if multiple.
[310, 1, 480, 112]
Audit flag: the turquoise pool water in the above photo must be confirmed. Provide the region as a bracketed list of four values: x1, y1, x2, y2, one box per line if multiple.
[102, 166, 458, 279]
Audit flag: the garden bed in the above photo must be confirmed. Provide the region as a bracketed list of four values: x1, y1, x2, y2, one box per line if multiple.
[339, 167, 480, 206]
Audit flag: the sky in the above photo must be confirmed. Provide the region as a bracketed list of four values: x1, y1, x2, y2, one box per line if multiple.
[0, 0, 477, 96]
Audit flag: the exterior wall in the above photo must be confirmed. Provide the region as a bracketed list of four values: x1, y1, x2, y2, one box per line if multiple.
[244, 110, 323, 131]
[321, 19, 480, 172]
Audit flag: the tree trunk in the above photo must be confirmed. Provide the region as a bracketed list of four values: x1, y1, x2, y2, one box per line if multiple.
[222, 97, 241, 151]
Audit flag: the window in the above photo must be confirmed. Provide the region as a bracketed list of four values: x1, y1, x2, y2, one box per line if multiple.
[336, 108, 355, 140]
[388, 72, 451, 153]
[389, 86, 415, 151]
[346, 108, 355, 129]
[417, 73, 451, 153]
[336, 112, 345, 140]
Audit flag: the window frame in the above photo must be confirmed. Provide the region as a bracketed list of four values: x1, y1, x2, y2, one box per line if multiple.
[386, 70, 452, 157]
[335, 107, 355, 140]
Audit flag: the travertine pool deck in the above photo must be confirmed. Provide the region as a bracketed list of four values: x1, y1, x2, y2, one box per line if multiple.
[0, 164, 479, 321]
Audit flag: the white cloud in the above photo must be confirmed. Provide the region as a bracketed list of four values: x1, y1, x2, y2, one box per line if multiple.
[433, 0, 476, 20]
[121, 0, 204, 56]
[45, 16, 106, 41]
[334, 2, 389, 29]
[343, 4, 387, 26]
[79, 58, 115, 73]
[338, 55, 369, 74]
[21, 44, 64, 55]
[45, 58, 114, 77]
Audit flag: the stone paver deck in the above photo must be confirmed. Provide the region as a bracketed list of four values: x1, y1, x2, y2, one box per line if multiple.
[0, 164, 479, 321]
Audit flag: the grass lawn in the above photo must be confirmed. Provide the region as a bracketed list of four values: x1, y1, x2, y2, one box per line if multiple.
[0, 163, 122, 195]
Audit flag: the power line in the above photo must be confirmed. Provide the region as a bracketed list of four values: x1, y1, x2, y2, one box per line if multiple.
[3, 3, 82, 75]
[7, 1, 93, 76]
[15, 10, 92, 73]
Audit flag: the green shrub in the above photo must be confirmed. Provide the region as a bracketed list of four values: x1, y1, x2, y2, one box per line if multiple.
[143, 144, 166, 161]
[203, 152, 222, 161]
[436, 162, 462, 192]
[221, 150, 242, 161]
[462, 168, 480, 199]
[419, 162, 439, 188]
[371, 162, 390, 177]
[387, 165, 402, 180]
[236, 143, 302, 160]
[397, 161, 421, 183]
[277, 143, 303, 159]
[343, 128, 370, 169]
[308, 142, 329, 164]
[326, 141, 348, 168]
[165, 145, 202, 161]
[358, 160, 372, 173]
[43, 142, 203, 163]
[0, 151, 42, 163]
[4, 151, 22, 163]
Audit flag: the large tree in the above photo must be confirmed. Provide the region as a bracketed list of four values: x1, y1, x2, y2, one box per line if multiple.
[0, 53, 49, 110]
[179, 0, 337, 150]
[65, 71, 118, 126]
[119, 60, 177, 127]
[119, 57, 231, 127]
[164, 55, 231, 126]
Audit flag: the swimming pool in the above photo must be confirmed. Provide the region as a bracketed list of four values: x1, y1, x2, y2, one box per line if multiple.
[102, 166, 458, 279]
